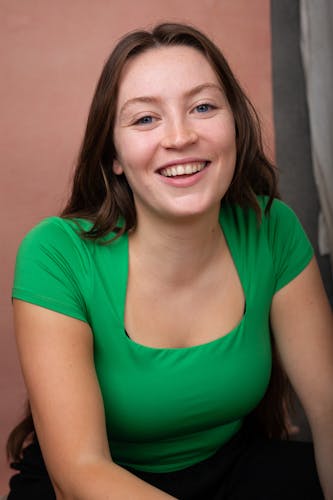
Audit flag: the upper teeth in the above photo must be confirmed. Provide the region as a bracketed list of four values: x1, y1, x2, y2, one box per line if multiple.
[160, 162, 207, 177]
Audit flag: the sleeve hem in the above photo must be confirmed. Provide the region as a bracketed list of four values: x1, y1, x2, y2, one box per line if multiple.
[12, 288, 89, 324]
[274, 249, 314, 294]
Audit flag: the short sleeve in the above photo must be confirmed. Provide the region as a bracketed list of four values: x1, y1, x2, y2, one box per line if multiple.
[265, 199, 314, 293]
[12, 217, 91, 322]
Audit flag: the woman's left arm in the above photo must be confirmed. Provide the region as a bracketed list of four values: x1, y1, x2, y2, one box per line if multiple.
[270, 257, 333, 499]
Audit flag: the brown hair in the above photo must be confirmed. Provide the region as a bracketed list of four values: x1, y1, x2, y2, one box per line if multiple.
[7, 23, 290, 464]
[61, 22, 278, 237]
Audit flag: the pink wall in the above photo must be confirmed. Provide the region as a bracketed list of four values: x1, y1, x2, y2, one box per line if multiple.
[0, 0, 273, 489]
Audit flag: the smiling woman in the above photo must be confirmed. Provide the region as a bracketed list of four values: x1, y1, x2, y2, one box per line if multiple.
[7, 23, 332, 500]
[112, 45, 236, 224]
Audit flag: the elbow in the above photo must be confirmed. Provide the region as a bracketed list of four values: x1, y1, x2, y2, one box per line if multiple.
[51, 475, 76, 500]
[47, 456, 116, 500]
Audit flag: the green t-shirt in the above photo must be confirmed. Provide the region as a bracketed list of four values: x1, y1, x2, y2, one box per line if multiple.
[12, 197, 313, 473]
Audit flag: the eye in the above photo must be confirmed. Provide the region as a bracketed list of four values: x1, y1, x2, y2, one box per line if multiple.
[194, 103, 215, 113]
[134, 115, 155, 125]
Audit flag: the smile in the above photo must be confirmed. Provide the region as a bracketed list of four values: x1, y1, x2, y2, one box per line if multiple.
[159, 161, 208, 177]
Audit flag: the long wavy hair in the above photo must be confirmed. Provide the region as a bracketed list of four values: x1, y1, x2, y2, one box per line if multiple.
[7, 22, 291, 464]
[61, 21, 278, 235]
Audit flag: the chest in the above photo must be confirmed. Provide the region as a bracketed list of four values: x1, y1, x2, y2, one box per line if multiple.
[124, 249, 245, 349]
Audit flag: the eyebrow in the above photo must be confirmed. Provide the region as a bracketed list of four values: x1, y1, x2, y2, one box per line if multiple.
[118, 83, 224, 118]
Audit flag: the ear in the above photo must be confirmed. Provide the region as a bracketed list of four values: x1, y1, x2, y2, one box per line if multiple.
[112, 159, 124, 175]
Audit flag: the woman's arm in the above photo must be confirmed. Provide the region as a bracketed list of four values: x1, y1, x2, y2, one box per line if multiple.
[270, 257, 333, 499]
[13, 300, 176, 499]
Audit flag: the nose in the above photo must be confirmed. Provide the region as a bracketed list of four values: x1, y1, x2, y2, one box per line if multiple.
[161, 118, 198, 149]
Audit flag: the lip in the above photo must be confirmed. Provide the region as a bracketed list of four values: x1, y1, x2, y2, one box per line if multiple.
[157, 160, 211, 188]
[155, 157, 209, 172]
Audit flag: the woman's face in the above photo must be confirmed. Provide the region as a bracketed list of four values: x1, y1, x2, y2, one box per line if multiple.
[113, 45, 236, 224]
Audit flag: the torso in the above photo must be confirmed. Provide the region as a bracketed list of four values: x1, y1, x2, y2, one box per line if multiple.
[16, 197, 310, 472]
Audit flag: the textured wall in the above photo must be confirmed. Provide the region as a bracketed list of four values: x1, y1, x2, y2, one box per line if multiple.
[0, 0, 273, 488]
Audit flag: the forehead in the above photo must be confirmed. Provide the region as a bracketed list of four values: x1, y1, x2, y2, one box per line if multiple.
[116, 45, 221, 101]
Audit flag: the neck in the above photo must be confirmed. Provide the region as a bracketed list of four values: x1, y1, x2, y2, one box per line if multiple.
[129, 206, 225, 285]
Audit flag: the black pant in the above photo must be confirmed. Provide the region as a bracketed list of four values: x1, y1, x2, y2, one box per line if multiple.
[8, 429, 323, 499]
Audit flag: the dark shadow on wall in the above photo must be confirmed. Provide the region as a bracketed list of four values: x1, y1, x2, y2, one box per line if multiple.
[270, 0, 333, 440]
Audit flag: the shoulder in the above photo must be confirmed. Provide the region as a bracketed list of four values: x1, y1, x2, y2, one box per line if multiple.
[254, 196, 313, 262]
[20, 216, 91, 244]
[16, 216, 128, 274]
[259, 197, 311, 245]
[260, 196, 301, 224]
[259, 197, 314, 292]
[15, 217, 97, 284]
[224, 195, 308, 229]
[17, 216, 96, 258]
[13, 217, 96, 321]
[221, 197, 314, 291]
[221, 195, 294, 229]
[222, 195, 306, 226]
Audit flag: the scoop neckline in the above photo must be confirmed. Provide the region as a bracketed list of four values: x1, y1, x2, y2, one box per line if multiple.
[114, 207, 247, 352]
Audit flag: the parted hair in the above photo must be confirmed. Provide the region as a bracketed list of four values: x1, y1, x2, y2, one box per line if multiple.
[61, 22, 279, 236]
[7, 23, 290, 464]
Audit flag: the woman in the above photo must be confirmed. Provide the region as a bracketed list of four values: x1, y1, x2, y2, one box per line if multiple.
[7, 23, 333, 499]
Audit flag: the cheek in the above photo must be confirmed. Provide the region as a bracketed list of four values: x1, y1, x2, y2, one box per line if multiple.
[202, 114, 236, 149]
[220, 116, 236, 144]
[213, 131, 236, 159]
[114, 131, 153, 168]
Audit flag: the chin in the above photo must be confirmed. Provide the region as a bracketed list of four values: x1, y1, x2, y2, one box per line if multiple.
[165, 204, 219, 221]
[172, 197, 222, 217]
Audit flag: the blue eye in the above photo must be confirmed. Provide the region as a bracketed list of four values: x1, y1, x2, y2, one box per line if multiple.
[195, 103, 216, 113]
[195, 103, 213, 113]
[135, 115, 154, 125]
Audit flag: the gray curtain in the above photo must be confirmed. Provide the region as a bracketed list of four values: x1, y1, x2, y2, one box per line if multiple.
[300, 0, 333, 273]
